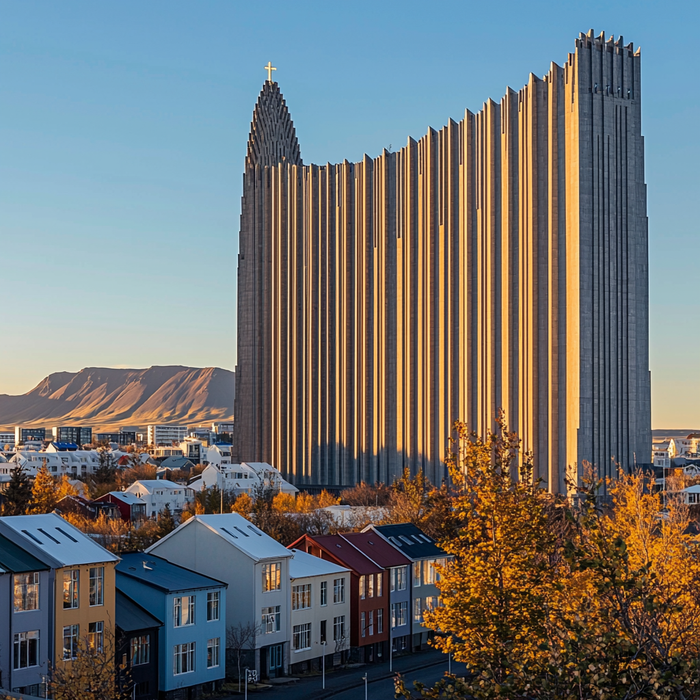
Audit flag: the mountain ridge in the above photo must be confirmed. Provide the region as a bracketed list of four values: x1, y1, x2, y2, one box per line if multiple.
[0, 365, 234, 430]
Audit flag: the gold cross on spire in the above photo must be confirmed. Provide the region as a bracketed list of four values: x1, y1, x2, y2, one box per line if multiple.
[264, 61, 277, 82]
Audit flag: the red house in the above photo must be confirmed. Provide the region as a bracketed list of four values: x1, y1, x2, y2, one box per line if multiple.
[93, 491, 146, 522]
[289, 533, 389, 663]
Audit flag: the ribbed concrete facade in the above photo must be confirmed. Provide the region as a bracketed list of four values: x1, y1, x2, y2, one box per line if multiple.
[234, 31, 651, 492]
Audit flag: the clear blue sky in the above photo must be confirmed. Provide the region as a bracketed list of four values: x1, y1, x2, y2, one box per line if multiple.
[1, 0, 697, 429]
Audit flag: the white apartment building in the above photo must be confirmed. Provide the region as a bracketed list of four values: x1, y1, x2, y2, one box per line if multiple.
[212, 422, 234, 436]
[0, 433, 15, 449]
[148, 513, 294, 679]
[147, 425, 188, 446]
[203, 444, 233, 468]
[288, 549, 350, 673]
[8, 450, 101, 477]
[124, 480, 195, 519]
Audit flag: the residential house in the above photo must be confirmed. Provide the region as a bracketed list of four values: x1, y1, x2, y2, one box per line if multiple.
[0, 534, 51, 696]
[125, 480, 195, 519]
[94, 492, 147, 523]
[115, 590, 160, 700]
[652, 440, 677, 469]
[202, 444, 233, 469]
[341, 531, 413, 653]
[287, 549, 350, 674]
[116, 553, 226, 699]
[0, 513, 119, 672]
[363, 523, 449, 650]
[290, 534, 388, 663]
[194, 462, 297, 497]
[147, 513, 293, 679]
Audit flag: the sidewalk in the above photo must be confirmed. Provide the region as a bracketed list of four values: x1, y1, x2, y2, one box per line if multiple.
[218, 648, 448, 700]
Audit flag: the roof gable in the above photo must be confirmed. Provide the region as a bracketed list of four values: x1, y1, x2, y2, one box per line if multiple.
[367, 523, 447, 559]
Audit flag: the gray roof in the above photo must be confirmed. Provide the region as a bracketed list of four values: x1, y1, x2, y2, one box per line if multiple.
[116, 589, 162, 632]
[0, 534, 49, 574]
[116, 552, 226, 594]
[368, 523, 447, 560]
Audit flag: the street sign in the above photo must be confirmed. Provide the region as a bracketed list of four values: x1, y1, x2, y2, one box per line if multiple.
[247, 670, 258, 683]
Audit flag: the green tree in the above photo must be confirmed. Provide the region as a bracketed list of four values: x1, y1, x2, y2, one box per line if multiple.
[94, 447, 117, 484]
[29, 463, 58, 513]
[155, 504, 176, 539]
[3, 464, 32, 515]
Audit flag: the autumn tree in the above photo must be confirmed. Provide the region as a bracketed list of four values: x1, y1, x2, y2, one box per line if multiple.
[49, 625, 129, 700]
[232, 492, 253, 516]
[272, 492, 296, 513]
[316, 489, 340, 508]
[340, 481, 391, 506]
[29, 463, 59, 513]
[3, 464, 32, 515]
[155, 504, 176, 539]
[227, 622, 260, 688]
[94, 446, 117, 484]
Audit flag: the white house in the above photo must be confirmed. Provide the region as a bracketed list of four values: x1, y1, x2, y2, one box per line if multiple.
[196, 462, 297, 497]
[203, 444, 233, 469]
[147, 513, 293, 679]
[124, 480, 195, 519]
[653, 440, 677, 469]
[288, 549, 350, 673]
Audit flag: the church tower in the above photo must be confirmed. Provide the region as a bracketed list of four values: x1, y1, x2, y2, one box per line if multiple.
[234, 69, 302, 464]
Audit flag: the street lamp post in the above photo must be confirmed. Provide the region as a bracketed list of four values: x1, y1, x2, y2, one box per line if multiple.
[448, 652, 452, 675]
[322, 640, 327, 689]
[389, 638, 393, 673]
[244, 666, 248, 700]
[363, 673, 368, 700]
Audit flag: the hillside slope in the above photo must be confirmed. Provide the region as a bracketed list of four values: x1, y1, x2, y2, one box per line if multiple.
[0, 366, 234, 430]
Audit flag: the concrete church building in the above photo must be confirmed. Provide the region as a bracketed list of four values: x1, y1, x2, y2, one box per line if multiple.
[234, 33, 651, 493]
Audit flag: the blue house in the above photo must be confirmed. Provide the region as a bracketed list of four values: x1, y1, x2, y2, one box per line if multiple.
[116, 553, 227, 699]
[0, 534, 51, 697]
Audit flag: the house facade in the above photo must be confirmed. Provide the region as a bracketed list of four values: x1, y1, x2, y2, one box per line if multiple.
[0, 535, 51, 696]
[147, 513, 293, 679]
[287, 549, 350, 674]
[116, 553, 226, 699]
[125, 480, 195, 519]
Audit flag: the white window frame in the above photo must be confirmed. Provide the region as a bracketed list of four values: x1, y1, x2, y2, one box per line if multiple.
[333, 577, 345, 604]
[333, 615, 345, 642]
[320, 580, 328, 606]
[14, 572, 39, 612]
[262, 562, 282, 592]
[173, 595, 195, 627]
[173, 642, 195, 675]
[89, 567, 104, 607]
[292, 623, 312, 651]
[262, 605, 281, 634]
[130, 635, 150, 666]
[207, 591, 220, 622]
[13, 630, 39, 669]
[63, 624, 79, 660]
[63, 570, 79, 610]
[292, 583, 312, 610]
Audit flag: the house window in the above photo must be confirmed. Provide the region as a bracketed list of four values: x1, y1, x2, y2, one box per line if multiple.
[413, 561, 421, 587]
[262, 605, 281, 633]
[367, 574, 374, 598]
[414, 598, 422, 622]
[377, 572, 383, 597]
[63, 570, 79, 609]
[207, 591, 220, 621]
[207, 638, 220, 668]
[320, 619, 327, 643]
[14, 572, 39, 611]
[359, 575, 366, 599]
[391, 566, 407, 592]
[361, 611, 366, 638]
[173, 642, 195, 675]
[333, 615, 346, 642]
[173, 595, 195, 627]
[13, 631, 39, 669]
[292, 584, 311, 610]
[89, 567, 104, 606]
[377, 608, 384, 634]
[130, 635, 150, 666]
[333, 578, 345, 604]
[392, 601, 408, 628]
[424, 595, 438, 611]
[262, 562, 281, 591]
[63, 624, 79, 660]
[292, 623, 312, 651]
[368, 610, 374, 636]
[320, 581, 328, 606]
[88, 621, 104, 651]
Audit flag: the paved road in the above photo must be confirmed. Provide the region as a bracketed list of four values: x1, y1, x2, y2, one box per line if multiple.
[230, 649, 465, 700]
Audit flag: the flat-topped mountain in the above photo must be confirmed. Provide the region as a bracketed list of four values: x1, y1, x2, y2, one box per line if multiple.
[0, 366, 234, 430]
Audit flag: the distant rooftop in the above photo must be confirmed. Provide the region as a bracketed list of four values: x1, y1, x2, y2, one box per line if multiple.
[289, 548, 349, 579]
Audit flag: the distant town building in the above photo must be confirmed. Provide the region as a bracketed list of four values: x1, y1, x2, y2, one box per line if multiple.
[148, 426, 187, 446]
[653, 440, 676, 469]
[211, 422, 234, 436]
[51, 426, 92, 446]
[195, 462, 298, 497]
[95, 432, 136, 447]
[124, 480, 195, 519]
[0, 432, 15, 449]
[14, 427, 46, 445]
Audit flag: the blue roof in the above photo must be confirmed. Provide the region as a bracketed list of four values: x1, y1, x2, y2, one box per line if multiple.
[116, 552, 226, 594]
[213, 442, 232, 447]
[0, 534, 49, 574]
[52, 442, 78, 450]
[370, 523, 447, 559]
[116, 589, 162, 632]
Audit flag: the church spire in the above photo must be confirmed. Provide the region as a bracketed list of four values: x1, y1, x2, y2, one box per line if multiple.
[245, 75, 302, 168]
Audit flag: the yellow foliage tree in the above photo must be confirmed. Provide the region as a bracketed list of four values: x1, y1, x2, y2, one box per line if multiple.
[295, 492, 315, 513]
[316, 490, 340, 508]
[272, 492, 296, 513]
[232, 493, 253, 516]
[29, 464, 59, 514]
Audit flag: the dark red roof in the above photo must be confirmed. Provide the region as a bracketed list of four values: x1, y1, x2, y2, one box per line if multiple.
[306, 534, 382, 576]
[340, 531, 412, 568]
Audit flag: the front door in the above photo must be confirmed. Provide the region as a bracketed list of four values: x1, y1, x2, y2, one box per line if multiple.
[267, 644, 283, 677]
